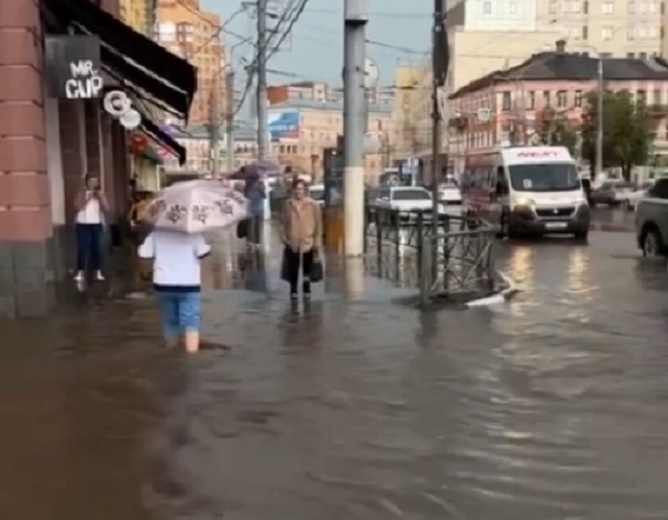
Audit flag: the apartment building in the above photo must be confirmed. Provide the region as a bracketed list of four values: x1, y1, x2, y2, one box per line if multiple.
[447, 41, 668, 174]
[119, 0, 153, 34]
[539, 0, 665, 57]
[154, 0, 225, 124]
[266, 82, 394, 110]
[266, 98, 393, 183]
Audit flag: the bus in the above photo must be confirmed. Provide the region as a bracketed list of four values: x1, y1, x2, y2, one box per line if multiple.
[461, 146, 590, 239]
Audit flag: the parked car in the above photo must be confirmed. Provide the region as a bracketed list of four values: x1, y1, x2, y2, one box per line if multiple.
[374, 186, 445, 223]
[309, 183, 324, 205]
[619, 181, 653, 211]
[438, 179, 462, 204]
[590, 180, 635, 207]
[635, 177, 668, 256]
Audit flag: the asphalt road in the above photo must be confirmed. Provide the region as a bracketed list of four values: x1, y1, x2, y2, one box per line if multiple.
[2, 214, 668, 519]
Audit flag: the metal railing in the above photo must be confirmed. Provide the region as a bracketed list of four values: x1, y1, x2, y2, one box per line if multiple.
[364, 206, 499, 304]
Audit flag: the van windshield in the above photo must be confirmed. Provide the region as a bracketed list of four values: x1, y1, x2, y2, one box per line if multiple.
[508, 163, 580, 192]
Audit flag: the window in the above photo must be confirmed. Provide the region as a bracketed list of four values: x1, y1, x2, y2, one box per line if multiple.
[527, 91, 535, 109]
[549, 0, 557, 12]
[648, 178, 668, 198]
[653, 89, 662, 104]
[582, 25, 588, 39]
[543, 90, 551, 107]
[483, 1, 491, 13]
[628, 52, 636, 57]
[602, 26, 613, 39]
[502, 92, 512, 111]
[570, 0, 581, 12]
[509, 1, 518, 14]
[602, 0, 614, 12]
[637, 89, 647, 103]
[583, 0, 589, 13]
[557, 90, 568, 107]
[628, 0, 635, 12]
[574, 90, 583, 107]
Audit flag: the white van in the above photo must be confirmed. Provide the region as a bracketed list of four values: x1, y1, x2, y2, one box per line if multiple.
[461, 146, 590, 239]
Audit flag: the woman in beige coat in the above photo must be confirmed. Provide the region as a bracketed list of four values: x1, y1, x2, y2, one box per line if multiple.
[281, 178, 323, 298]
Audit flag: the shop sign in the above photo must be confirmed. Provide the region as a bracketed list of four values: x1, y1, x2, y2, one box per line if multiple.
[45, 35, 103, 99]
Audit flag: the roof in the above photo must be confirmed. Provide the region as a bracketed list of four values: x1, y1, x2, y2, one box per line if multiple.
[267, 97, 392, 113]
[450, 52, 668, 99]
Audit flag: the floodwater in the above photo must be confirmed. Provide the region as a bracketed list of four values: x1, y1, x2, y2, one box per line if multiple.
[3, 223, 668, 519]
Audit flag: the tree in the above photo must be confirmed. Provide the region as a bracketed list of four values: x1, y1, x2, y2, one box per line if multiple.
[581, 90, 653, 181]
[534, 108, 579, 157]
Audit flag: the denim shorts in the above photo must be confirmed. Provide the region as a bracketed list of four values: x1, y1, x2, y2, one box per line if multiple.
[156, 291, 201, 338]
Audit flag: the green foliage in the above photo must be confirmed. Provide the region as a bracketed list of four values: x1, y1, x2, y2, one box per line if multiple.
[535, 108, 579, 156]
[581, 90, 653, 180]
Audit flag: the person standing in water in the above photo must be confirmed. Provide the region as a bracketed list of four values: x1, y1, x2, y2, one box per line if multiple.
[280, 178, 322, 298]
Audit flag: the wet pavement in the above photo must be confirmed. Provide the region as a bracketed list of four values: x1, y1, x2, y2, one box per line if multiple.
[4, 210, 668, 519]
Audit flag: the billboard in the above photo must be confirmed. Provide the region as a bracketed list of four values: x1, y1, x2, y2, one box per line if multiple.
[267, 110, 299, 142]
[45, 36, 102, 99]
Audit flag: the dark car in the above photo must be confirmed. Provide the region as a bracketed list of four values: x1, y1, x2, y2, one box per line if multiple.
[590, 180, 634, 207]
[635, 178, 668, 256]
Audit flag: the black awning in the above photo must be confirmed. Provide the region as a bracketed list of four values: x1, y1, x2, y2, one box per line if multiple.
[140, 117, 187, 166]
[43, 0, 197, 120]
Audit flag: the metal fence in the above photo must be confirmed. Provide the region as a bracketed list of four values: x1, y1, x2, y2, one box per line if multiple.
[364, 206, 499, 304]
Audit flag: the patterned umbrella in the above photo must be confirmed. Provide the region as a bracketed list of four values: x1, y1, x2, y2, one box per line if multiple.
[144, 181, 248, 233]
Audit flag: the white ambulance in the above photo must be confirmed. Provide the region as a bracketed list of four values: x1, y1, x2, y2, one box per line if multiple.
[461, 146, 590, 240]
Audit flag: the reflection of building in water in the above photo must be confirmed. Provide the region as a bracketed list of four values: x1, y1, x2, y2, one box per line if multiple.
[508, 246, 534, 291]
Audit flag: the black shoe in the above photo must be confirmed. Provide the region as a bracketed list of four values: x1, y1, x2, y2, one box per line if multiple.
[302, 282, 311, 295]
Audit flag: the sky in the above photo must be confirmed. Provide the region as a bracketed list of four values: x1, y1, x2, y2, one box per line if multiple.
[201, 0, 433, 89]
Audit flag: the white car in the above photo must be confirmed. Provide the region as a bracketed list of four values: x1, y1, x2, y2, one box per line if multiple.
[619, 181, 653, 210]
[374, 187, 447, 222]
[309, 183, 325, 205]
[438, 180, 462, 204]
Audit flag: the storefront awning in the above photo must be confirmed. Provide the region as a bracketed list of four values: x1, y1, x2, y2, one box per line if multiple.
[140, 117, 187, 166]
[42, 0, 196, 120]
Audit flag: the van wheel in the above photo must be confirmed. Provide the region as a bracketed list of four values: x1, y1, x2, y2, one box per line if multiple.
[642, 228, 665, 257]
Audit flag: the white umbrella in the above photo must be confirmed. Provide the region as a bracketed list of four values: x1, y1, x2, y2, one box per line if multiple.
[144, 182, 249, 233]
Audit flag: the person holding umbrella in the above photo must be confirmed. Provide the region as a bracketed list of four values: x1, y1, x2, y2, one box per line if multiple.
[138, 181, 248, 353]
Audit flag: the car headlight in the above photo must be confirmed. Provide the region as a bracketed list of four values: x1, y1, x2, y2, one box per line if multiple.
[511, 197, 535, 209]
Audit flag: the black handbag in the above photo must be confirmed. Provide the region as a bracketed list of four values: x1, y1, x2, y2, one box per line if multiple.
[236, 219, 248, 239]
[310, 257, 323, 283]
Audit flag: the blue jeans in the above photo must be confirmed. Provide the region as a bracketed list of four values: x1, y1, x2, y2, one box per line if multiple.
[156, 291, 201, 339]
[75, 223, 103, 271]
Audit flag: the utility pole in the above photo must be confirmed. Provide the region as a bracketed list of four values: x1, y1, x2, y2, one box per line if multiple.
[431, 0, 448, 232]
[595, 55, 603, 179]
[225, 69, 235, 174]
[210, 85, 220, 176]
[343, 0, 367, 256]
[256, 0, 269, 159]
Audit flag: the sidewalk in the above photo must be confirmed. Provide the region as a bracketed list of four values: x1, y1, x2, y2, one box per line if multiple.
[1, 222, 484, 520]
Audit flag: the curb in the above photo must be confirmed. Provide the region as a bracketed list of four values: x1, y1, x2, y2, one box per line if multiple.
[465, 270, 519, 308]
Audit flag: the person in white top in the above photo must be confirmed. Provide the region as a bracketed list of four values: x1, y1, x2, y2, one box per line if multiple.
[74, 175, 108, 282]
[138, 230, 211, 353]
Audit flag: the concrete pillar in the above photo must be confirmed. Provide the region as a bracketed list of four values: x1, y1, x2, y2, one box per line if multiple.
[0, 1, 52, 317]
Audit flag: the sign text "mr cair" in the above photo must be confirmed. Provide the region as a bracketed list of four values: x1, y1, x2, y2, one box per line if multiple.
[65, 60, 103, 99]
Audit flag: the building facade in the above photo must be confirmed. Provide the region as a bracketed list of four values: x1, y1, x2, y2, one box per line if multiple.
[154, 0, 225, 124]
[119, 0, 153, 34]
[0, 0, 195, 318]
[448, 43, 668, 174]
[266, 98, 394, 183]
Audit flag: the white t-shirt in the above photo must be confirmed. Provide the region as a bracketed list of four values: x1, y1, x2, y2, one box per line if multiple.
[76, 193, 103, 224]
[138, 231, 211, 290]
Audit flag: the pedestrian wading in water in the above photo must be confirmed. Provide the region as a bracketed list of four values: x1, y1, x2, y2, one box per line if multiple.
[139, 230, 211, 353]
[280, 178, 323, 298]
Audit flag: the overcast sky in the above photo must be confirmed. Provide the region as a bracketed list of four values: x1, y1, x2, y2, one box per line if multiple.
[201, 0, 432, 88]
